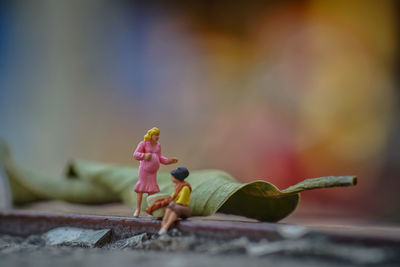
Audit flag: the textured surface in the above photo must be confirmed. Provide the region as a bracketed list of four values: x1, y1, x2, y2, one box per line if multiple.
[43, 227, 111, 247]
[1, 209, 400, 266]
[1, 230, 399, 267]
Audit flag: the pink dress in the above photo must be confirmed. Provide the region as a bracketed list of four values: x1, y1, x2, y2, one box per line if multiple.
[133, 140, 170, 194]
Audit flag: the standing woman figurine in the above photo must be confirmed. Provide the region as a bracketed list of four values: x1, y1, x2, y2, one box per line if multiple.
[133, 127, 178, 217]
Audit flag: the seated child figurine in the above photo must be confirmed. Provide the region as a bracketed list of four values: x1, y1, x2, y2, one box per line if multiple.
[146, 167, 191, 235]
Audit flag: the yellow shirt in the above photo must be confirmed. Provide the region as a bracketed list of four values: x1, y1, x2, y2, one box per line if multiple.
[173, 185, 191, 206]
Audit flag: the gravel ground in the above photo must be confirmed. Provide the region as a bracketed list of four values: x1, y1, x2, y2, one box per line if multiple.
[1, 231, 399, 267]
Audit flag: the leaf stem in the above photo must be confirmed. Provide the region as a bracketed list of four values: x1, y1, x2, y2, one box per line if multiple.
[281, 176, 357, 194]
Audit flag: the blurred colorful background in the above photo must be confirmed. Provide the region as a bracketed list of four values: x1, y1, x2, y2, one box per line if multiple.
[0, 1, 399, 221]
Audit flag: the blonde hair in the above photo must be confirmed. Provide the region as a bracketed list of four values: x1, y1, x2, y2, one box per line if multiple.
[144, 127, 160, 141]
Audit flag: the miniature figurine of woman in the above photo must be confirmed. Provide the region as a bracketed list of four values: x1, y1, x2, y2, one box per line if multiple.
[133, 127, 178, 217]
[146, 167, 191, 235]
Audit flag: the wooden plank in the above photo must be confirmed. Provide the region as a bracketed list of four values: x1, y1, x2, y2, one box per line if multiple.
[1, 210, 400, 247]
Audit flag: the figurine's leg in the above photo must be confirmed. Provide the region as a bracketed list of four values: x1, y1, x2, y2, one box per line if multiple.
[160, 208, 178, 232]
[160, 208, 173, 229]
[134, 192, 143, 217]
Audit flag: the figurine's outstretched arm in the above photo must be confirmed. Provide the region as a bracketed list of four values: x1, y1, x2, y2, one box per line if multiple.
[158, 147, 177, 165]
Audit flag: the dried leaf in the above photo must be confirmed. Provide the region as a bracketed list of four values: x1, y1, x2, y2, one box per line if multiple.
[3, 153, 356, 222]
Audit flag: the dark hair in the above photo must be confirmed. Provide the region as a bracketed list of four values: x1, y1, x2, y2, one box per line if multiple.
[170, 167, 189, 181]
